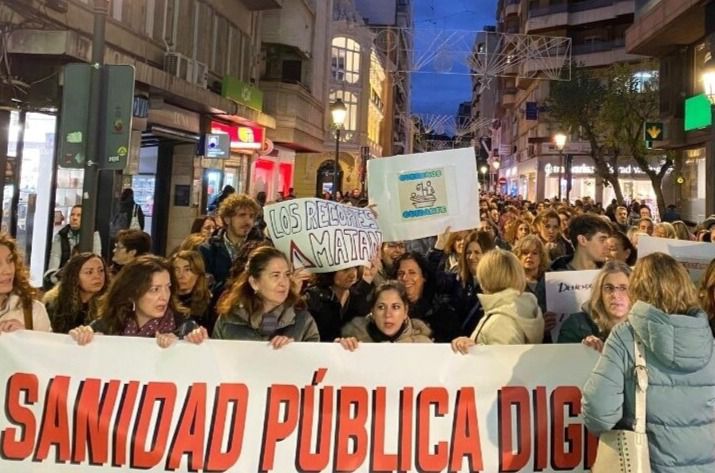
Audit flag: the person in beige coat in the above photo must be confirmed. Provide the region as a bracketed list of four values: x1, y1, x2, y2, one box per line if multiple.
[452, 248, 543, 353]
[337, 281, 432, 349]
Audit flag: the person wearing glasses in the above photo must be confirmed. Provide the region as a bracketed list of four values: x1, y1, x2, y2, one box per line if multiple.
[111, 229, 152, 276]
[557, 261, 632, 349]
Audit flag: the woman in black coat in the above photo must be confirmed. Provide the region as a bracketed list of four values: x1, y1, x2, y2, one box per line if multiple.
[394, 252, 464, 343]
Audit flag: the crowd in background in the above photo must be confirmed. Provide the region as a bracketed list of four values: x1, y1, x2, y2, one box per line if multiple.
[0, 188, 714, 472]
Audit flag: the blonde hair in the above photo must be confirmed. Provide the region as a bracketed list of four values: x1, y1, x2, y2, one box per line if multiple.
[653, 222, 676, 239]
[512, 234, 550, 279]
[629, 252, 699, 314]
[699, 259, 715, 319]
[589, 261, 632, 335]
[476, 248, 526, 293]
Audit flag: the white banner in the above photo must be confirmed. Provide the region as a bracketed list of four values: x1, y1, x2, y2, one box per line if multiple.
[637, 235, 715, 283]
[545, 270, 599, 341]
[264, 198, 382, 273]
[367, 148, 479, 242]
[0, 332, 601, 472]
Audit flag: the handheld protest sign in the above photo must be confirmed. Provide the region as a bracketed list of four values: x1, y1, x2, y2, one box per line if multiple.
[545, 270, 599, 341]
[265, 198, 382, 273]
[367, 148, 479, 242]
[637, 235, 715, 284]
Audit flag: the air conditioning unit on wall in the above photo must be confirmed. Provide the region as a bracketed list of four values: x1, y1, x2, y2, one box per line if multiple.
[164, 52, 190, 80]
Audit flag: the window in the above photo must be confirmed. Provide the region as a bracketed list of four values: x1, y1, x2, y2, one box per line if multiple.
[329, 90, 359, 138]
[633, 71, 657, 92]
[331, 36, 361, 84]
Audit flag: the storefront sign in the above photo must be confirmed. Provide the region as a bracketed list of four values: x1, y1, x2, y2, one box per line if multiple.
[545, 270, 600, 341]
[368, 148, 479, 242]
[0, 332, 600, 472]
[544, 163, 647, 176]
[211, 121, 264, 151]
[222, 76, 264, 111]
[202, 133, 230, 158]
[264, 198, 382, 272]
[637, 235, 715, 283]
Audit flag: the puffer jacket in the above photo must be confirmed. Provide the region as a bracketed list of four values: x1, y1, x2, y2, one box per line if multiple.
[557, 302, 600, 343]
[582, 301, 715, 473]
[470, 288, 544, 345]
[212, 303, 320, 342]
[341, 315, 432, 343]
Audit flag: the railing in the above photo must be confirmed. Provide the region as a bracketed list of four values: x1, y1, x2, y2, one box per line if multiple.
[529, 0, 629, 18]
[572, 37, 626, 55]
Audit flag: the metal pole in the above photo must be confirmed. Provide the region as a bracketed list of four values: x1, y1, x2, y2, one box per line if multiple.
[333, 128, 340, 200]
[79, 0, 108, 251]
[557, 149, 563, 202]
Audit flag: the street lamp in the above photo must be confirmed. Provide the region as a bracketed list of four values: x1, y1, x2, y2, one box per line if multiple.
[330, 98, 347, 199]
[704, 56, 715, 105]
[479, 164, 488, 188]
[554, 132, 567, 202]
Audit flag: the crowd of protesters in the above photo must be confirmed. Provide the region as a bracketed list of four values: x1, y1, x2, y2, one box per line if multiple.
[0, 188, 714, 472]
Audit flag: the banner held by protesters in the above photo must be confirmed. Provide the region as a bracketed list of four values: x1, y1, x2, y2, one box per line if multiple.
[367, 148, 479, 242]
[0, 331, 600, 473]
[265, 198, 382, 273]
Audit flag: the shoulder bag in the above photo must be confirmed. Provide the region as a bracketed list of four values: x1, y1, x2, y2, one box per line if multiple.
[591, 334, 650, 473]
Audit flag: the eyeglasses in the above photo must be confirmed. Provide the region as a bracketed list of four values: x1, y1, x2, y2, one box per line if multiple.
[603, 284, 628, 295]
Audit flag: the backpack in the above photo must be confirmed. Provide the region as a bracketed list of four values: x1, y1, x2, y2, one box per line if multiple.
[109, 209, 129, 238]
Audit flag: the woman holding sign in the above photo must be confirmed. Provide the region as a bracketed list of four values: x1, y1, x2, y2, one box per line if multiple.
[337, 281, 432, 348]
[69, 255, 206, 347]
[213, 246, 319, 347]
[557, 261, 632, 349]
[583, 253, 715, 472]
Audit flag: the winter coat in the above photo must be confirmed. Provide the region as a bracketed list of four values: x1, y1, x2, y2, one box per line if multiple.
[470, 288, 544, 345]
[304, 280, 373, 342]
[408, 272, 464, 343]
[118, 198, 145, 231]
[557, 303, 600, 343]
[212, 303, 320, 342]
[89, 310, 198, 338]
[199, 227, 263, 292]
[0, 294, 51, 332]
[582, 301, 715, 473]
[341, 316, 432, 343]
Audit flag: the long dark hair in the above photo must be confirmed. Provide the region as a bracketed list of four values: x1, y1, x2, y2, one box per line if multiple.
[47, 253, 107, 332]
[393, 252, 435, 301]
[97, 255, 188, 335]
[217, 247, 300, 322]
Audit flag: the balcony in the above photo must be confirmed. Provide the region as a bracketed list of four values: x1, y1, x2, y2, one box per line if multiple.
[504, 0, 520, 17]
[242, 0, 283, 10]
[625, 0, 705, 55]
[573, 39, 644, 67]
[526, 0, 635, 33]
[261, 80, 324, 152]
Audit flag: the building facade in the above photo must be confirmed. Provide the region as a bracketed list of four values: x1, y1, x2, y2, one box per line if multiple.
[492, 0, 664, 209]
[625, 0, 714, 223]
[0, 0, 283, 281]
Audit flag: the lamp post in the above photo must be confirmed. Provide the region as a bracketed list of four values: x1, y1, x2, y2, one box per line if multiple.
[704, 50, 715, 216]
[330, 99, 347, 200]
[554, 132, 567, 202]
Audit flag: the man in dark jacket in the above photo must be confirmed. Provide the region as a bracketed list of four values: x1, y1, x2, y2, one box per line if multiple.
[550, 214, 612, 271]
[200, 193, 262, 293]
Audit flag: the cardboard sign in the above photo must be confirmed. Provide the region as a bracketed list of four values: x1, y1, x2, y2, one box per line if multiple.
[367, 148, 479, 242]
[637, 235, 715, 283]
[0, 331, 600, 472]
[545, 270, 600, 341]
[265, 198, 382, 273]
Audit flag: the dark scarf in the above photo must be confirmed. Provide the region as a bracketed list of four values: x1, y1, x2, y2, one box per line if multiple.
[366, 318, 408, 343]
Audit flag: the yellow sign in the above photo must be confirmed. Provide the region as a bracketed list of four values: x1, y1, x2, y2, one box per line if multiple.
[644, 122, 663, 141]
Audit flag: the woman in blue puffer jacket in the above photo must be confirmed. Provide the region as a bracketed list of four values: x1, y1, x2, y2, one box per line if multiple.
[582, 252, 715, 473]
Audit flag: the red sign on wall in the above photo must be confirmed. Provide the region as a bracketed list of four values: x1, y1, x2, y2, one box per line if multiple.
[211, 121, 264, 150]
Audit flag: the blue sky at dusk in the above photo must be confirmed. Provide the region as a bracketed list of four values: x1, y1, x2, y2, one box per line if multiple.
[411, 0, 498, 116]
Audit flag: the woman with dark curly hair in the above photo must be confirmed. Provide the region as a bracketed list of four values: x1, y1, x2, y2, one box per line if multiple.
[69, 255, 206, 347]
[0, 233, 51, 332]
[43, 253, 107, 333]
